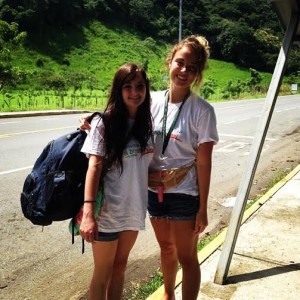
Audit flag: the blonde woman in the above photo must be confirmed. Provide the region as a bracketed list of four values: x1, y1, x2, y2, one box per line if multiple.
[148, 35, 219, 300]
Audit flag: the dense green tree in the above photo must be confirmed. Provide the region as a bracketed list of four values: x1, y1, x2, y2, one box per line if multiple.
[200, 0, 286, 71]
[0, 0, 85, 32]
[216, 19, 257, 67]
[0, 0, 298, 73]
[287, 47, 300, 75]
[253, 27, 281, 71]
[0, 20, 27, 90]
[181, 1, 208, 38]
[83, 0, 112, 19]
[129, 0, 154, 29]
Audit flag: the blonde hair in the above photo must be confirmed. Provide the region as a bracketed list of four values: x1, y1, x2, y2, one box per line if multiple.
[166, 35, 210, 92]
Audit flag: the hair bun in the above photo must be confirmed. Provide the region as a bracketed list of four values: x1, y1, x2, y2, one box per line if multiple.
[195, 36, 210, 57]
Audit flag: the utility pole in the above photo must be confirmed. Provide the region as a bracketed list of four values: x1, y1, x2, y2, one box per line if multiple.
[179, 0, 182, 41]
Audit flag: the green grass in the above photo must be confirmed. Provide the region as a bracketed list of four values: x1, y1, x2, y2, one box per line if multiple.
[206, 60, 271, 87]
[129, 270, 163, 300]
[205, 60, 273, 100]
[2, 19, 296, 112]
[0, 89, 108, 112]
[11, 20, 168, 91]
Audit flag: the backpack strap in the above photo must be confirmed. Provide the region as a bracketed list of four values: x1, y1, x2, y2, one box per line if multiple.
[86, 111, 103, 123]
[71, 218, 75, 244]
[82, 238, 85, 254]
[70, 217, 85, 254]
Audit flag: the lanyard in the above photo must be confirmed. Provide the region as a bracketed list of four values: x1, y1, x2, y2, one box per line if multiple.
[161, 90, 189, 155]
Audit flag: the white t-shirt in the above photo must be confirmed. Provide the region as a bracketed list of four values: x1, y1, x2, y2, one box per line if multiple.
[81, 116, 154, 232]
[149, 90, 219, 196]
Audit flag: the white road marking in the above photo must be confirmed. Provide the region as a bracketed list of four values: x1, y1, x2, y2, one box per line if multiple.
[0, 126, 74, 139]
[223, 116, 260, 125]
[0, 166, 33, 175]
[215, 101, 264, 110]
[215, 141, 249, 153]
[219, 133, 277, 141]
[275, 107, 300, 113]
[0, 121, 20, 125]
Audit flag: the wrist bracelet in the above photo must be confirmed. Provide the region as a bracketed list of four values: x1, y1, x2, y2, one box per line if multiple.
[84, 200, 96, 203]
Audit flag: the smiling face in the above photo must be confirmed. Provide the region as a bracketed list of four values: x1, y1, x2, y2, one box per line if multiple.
[169, 45, 199, 93]
[121, 72, 146, 118]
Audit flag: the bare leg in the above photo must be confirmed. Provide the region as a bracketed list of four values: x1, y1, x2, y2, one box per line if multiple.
[107, 231, 138, 300]
[89, 240, 118, 300]
[171, 221, 200, 300]
[151, 218, 177, 300]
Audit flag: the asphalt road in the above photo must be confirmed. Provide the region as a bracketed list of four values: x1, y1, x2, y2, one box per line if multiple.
[0, 94, 299, 299]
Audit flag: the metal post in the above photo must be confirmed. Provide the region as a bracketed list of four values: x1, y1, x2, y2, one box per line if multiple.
[214, 12, 299, 285]
[179, 0, 182, 41]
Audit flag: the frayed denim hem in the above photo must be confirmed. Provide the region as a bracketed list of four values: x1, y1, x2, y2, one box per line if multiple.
[149, 215, 196, 221]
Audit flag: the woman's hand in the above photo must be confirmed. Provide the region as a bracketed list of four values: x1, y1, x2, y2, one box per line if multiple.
[79, 114, 92, 131]
[194, 209, 208, 234]
[80, 208, 98, 243]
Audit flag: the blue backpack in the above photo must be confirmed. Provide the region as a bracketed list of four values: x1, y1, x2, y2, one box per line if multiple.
[20, 112, 101, 227]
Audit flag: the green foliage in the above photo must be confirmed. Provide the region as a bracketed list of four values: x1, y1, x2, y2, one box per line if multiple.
[287, 47, 300, 75]
[7, 20, 168, 91]
[247, 68, 262, 90]
[0, 17, 277, 112]
[2, 0, 297, 74]
[221, 67, 266, 99]
[129, 0, 154, 30]
[0, 20, 168, 111]
[200, 77, 217, 99]
[0, 20, 27, 90]
[222, 80, 246, 99]
[0, 89, 108, 112]
[216, 19, 261, 69]
[285, 71, 300, 85]
[1, 5, 298, 112]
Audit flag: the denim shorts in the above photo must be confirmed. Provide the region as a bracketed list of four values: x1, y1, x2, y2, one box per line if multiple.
[95, 231, 120, 242]
[148, 191, 199, 220]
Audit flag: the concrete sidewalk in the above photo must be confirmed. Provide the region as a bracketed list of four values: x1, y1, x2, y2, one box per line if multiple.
[148, 164, 300, 300]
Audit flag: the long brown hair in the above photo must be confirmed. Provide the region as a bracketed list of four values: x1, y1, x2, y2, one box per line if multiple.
[102, 63, 152, 172]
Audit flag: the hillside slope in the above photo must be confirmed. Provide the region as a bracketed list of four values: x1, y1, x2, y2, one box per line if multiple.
[10, 20, 273, 94]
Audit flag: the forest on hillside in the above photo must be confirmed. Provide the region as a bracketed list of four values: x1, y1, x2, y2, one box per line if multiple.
[0, 0, 300, 97]
[1, 0, 300, 73]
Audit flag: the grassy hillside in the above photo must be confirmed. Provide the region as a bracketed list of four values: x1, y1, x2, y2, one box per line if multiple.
[12, 21, 168, 90]
[2, 20, 277, 112]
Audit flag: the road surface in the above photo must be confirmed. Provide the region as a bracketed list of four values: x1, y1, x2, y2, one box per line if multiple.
[0, 95, 299, 299]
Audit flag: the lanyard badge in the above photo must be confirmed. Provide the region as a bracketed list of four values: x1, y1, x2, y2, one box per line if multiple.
[158, 90, 190, 202]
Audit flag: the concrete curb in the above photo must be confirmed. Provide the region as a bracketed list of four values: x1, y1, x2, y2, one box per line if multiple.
[146, 164, 300, 299]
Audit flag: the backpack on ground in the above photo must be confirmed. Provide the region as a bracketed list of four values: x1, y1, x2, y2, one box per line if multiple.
[20, 112, 101, 227]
